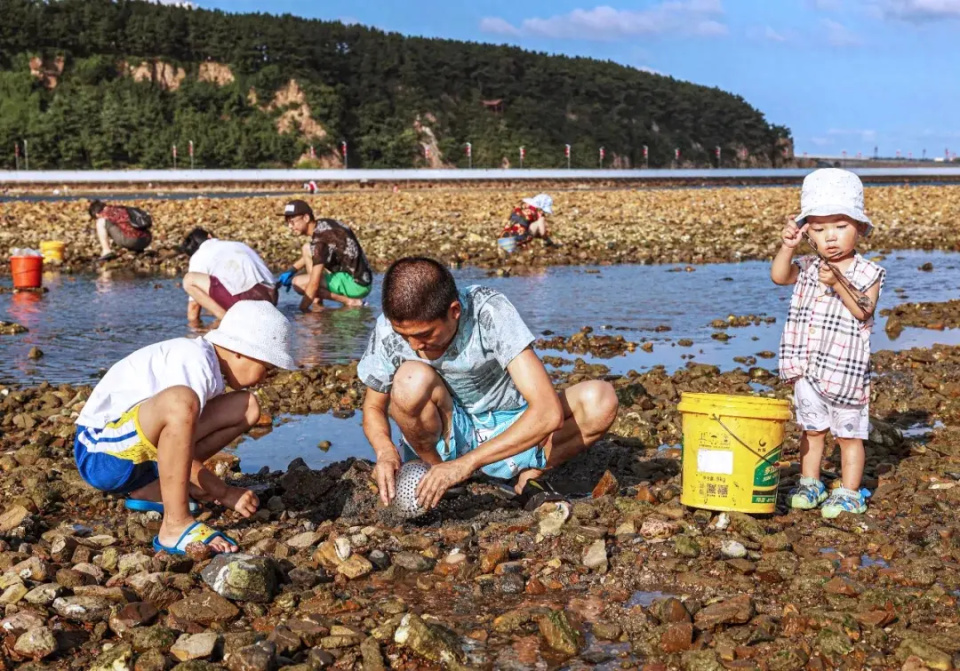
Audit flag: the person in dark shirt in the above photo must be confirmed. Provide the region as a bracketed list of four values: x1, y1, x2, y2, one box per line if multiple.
[89, 200, 152, 262]
[276, 200, 373, 311]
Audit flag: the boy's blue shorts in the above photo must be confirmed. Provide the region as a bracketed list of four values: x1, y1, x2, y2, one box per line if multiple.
[74, 404, 159, 494]
[399, 401, 547, 480]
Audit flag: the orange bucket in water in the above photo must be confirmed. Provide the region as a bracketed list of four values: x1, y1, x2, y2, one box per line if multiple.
[11, 256, 43, 290]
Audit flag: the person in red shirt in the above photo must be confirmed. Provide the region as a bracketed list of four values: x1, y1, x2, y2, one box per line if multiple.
[89, 200, 152, 262]
[500, 193, 556, 247]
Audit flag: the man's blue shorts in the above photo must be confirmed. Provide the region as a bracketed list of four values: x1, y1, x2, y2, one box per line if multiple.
[399, 401, 547, 480]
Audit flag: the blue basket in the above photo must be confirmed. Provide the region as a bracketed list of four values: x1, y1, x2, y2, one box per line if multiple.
[497, 236, 518, 253]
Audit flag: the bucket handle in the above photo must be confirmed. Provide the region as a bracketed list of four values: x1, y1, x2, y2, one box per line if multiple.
[711, 414, 782, 470]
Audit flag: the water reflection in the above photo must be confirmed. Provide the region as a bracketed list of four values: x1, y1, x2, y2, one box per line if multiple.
[2, 250, 959, 384]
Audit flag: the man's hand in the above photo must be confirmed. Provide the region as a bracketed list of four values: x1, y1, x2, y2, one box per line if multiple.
[818, 265, 838, 287]
[782, 216, 803, 249]
[277, 269, 296, 292]
[416, 458, 474, 510]
[372, 452, 401, 506]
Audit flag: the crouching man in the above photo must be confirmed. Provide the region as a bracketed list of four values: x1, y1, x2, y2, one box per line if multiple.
[359, 256, 619, 511]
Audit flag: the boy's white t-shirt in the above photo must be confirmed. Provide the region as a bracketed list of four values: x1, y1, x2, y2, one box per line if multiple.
[188, 239, 275, 295]
[76, 337, 225, 429]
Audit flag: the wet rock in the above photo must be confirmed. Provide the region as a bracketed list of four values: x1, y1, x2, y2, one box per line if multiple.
[660, 622, 694, 653]
[896, 638, 951, 670]
[24, 583, 61, 605]
[110, 601, 159, 635]
[360, 636, 386, 671]
[537, 502, 571, 537]
[279, 460, 335, 509]
[538, 609, 584, 656]
[14, 626, 57, 659]
[674, 535, 701, 558]
[200, 553, 279, 603]
[168, 591, 240, 624]
[171, 632, 220, 661]
[394, 612, 466, 669]
[128, 624, 179, 653]
[0, 505, 30, 532]
[393, 551, 435, 572]
[720, 539, 747, 559]
[681, 649, 723, 671]
[591, 470, 619, 498]
[693, 595, 754, 630]
[226, 640, 276, 671]
[134, 648, 167, 671]
[52, 595, 112, 622]
[640, 517, 679, 539]
[582, 539, 608, 573]
[90, 642, 134, 671]
[27, 346, 43, 359]
[653, 597, 691, 624]
[337, 554, 373, 579]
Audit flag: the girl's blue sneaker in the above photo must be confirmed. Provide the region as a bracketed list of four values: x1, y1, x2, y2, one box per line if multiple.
[821, 487, 867, 519]
[789, 477, 827, 510]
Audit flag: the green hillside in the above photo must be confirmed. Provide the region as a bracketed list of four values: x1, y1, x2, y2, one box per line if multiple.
[0, 0, 792, 170]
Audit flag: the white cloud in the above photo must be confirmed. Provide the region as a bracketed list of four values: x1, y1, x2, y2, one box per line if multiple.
[479, 17, 522, 36]
[151, 0, 196, 7]
[747, 25, 794, 42]
[821, 18, 864, 45]
[877, 0, 960, 20]
[828, 128, 877, 142]
[807, 0, 844, 10]
[809, 137, 832, 146]
[638, 65, 665, 75]
[479, 1, 727, 41]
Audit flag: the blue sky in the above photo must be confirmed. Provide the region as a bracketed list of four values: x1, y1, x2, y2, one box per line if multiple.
[180, 0, 960, 158]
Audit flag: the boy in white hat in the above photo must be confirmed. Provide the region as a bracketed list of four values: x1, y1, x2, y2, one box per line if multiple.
[771, 168, 885, 519]
[74, 301, 297, 554]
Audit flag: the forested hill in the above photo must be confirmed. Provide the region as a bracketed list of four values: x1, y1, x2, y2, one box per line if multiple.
[0, 0, 792, 170]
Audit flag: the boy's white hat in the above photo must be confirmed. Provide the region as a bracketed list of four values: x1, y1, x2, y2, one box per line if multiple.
[522, 193, 554, 215]
[204, 301, 297, 369]
[796, 168, 873, 235]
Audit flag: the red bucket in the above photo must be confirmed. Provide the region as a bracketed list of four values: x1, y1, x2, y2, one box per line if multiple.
[11, 256, 43, 290]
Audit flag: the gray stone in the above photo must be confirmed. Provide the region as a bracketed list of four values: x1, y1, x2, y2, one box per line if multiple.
[171, 632, 220, 661]
[582, 540, 608, 573]
[392, 551, 435, 572]
[226, 640, 277, 671]
[24, 583, 62, 606]
[52, 595, 113, 622]
[14, 627, 57, 659]
[720, 540, 747, 559]
[200, 553, 279, 603]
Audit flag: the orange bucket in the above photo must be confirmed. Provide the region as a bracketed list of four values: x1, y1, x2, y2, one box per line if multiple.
[11, 256, 43, 290]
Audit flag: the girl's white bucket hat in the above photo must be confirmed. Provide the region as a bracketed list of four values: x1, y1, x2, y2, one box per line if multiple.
[796, 168, 873, 235]
[204, 301, 297, 369]
[522, 193, 554, 215]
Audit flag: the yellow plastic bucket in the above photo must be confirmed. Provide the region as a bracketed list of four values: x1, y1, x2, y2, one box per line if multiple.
[678, 392, 792, 514]
[39, 240, 66, 264]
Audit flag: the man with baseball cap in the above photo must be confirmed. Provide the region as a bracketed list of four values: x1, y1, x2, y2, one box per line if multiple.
[277, 200, 373, 311]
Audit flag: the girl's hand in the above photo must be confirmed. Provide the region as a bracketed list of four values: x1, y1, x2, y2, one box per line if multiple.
[782, 216, 803, 249]
[818, 265, 838, 287]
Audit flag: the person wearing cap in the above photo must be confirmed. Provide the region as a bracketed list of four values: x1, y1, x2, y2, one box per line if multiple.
[771, 168, 885, 519]
[359, 256, 619, 513]
[277, 200, 373, 311]
[73, 301, 297, 555]
[179, 227, 278, 324]
[500, 193, 556, 247]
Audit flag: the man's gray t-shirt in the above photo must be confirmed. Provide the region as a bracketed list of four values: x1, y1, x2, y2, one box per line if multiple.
[358, 286, 535, 415]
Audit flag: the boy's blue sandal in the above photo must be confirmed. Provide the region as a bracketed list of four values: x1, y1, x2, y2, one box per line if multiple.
[788, 477, 827, 510]
[821, 487, 867, 519]
[125, 499, 200, 514]
[152, 521, 238, 555]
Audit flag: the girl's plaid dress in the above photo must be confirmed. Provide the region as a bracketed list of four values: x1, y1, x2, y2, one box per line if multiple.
[779, 254, 885, 406]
